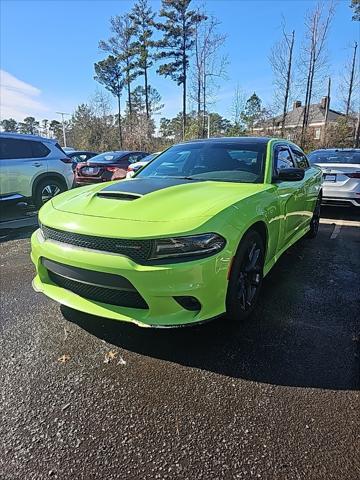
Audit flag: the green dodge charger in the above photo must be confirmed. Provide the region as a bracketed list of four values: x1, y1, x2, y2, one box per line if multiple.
[31, 137, 322, 328]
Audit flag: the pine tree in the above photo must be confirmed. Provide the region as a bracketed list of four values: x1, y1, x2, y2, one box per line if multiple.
[18, 117, 39, 135]
[156, 0, 206, 139]
[94, 55, 124, 147]
[0, 118, 18, 132]
[131, 85, 164, 116]
[49, 120, 63, 141]
[241, 93, 263, 132]
[99, 14, 138, 116]
[130, 0, 156, 119]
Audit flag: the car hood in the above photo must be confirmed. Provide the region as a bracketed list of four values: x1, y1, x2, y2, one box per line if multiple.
[51, 177, 268, 222]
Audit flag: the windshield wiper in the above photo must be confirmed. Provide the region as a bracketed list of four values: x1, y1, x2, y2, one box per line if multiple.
[169, 176, 208, 181]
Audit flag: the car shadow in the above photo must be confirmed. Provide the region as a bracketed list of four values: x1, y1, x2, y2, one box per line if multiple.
[0, 226, 37, 243]
[62, 231, 359, 391]
[0, 202, 38, 243]
[321, 205, 359, 221]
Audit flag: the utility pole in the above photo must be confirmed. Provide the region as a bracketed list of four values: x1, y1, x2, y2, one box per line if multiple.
[346, 41, 358, 117]
[323, 77, 331, 146]
[56, 112, 70, 147]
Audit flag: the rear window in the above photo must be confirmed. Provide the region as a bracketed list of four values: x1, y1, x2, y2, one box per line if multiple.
[89, 152, 125, 163]
[309, 151, 360, 164]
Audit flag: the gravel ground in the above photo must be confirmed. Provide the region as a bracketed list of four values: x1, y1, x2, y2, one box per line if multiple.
[0, 207, 359, 480]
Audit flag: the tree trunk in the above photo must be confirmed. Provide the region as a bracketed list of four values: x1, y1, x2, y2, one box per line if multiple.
[183, 69, 186, 140]
[194, 22, 201, 138]
[182, 17, 186, 140]
[126, 58, 132, 116]
[144, 65, 149, 119]
[281, 30, 295, 138]
[117, 93, 123, 148]
[197, 74, 201, 137]
[202, 70, 206, 138]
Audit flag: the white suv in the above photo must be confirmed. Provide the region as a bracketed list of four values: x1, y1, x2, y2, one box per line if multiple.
[0, 133, 74, 208]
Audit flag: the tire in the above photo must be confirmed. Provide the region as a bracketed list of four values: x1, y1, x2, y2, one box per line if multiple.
[33, 178, 66, 209]
[226, 230, 265, 322]
[306, 194, 321, 239]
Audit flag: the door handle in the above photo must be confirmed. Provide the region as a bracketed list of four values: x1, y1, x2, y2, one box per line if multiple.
[32, 162, 41, 167]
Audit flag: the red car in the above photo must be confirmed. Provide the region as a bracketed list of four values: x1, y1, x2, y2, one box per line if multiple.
[75, 150, 148, 186]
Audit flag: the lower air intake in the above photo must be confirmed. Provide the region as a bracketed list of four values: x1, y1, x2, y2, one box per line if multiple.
[47, 270, 148, 309]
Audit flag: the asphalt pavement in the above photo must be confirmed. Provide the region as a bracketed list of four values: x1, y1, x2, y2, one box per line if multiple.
[0, 207, 359, 479]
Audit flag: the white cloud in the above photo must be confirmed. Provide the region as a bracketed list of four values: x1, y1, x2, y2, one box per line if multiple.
[0, 70, 50, 121]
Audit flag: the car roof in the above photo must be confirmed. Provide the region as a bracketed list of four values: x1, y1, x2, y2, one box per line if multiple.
[181, 136, 273, 145]
[97, 150, 142, 155]
[310, 148, 360, 153]
[0, 132, 57, 143]
[68, 150, 97, 155]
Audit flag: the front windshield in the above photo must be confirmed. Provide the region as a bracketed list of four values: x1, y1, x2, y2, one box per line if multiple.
[309, 151, 360, 164]
[89, 152, 124, 163]
[136, 142, 267, 183]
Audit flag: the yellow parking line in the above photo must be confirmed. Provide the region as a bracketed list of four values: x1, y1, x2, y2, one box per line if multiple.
[320, 218, 360, 227]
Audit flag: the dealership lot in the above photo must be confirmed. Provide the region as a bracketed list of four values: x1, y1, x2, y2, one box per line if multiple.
[0, 207, 359, 480]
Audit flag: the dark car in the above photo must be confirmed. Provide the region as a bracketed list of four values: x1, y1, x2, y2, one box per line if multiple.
[67, 150, 98, 171]
[75, 150, 148, 186]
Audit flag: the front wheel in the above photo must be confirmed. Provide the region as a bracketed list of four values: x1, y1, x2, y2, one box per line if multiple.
[226, 230, 265, 322]
[33, 178, 66, 208]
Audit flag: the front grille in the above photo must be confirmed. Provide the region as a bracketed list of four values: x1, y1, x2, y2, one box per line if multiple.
[47, 270, 148, 309]
[42, 225, 153, 263]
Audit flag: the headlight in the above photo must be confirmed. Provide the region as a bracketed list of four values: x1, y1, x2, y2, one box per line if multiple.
[149, 233, 226, 261]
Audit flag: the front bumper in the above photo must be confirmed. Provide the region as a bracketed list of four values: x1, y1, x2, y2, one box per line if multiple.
[31, 229, 229, 327]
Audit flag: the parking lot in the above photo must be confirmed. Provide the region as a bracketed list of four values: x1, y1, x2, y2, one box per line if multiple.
[0, 206, 359, 480]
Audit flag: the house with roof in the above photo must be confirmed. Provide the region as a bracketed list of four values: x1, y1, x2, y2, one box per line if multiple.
[253, 97, 351, 143]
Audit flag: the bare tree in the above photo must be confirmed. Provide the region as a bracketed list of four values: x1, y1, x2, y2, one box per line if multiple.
[299, 1, 335, 147]
[229, 84, 246, 134]
[269, 21, 295, 137]
[191, 12, 227, 137]
[99, 14, 137, 117]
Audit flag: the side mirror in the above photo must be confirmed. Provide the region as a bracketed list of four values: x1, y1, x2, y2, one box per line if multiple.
[273, 168, 305, 182]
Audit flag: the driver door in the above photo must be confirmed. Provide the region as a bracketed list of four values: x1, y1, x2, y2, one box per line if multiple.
[274, 145, 307, 248]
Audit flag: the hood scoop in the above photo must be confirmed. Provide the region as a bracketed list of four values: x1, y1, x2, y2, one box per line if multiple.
[96, 191, 142, 201]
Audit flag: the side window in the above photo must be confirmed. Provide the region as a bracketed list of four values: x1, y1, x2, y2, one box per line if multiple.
[275, 146, 295, 170]
[73, 154, 88, 162]
[55, 143, 67, 155]
[128, 153, 143, 163]
[0, 138, 32, 159]
[291, 148, 309, 169]
[30, 141, 50, 158]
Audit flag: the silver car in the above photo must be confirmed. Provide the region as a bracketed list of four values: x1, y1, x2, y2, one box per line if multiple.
[308, 149, 360, 207]
[0, 133, 74, 208]
[125, 152, 161, 178]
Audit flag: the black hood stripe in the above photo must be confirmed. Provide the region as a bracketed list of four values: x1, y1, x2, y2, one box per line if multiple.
[100, 177, 197, 197]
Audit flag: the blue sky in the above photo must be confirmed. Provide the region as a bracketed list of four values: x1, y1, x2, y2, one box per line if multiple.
[0, 0, 358, 123]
